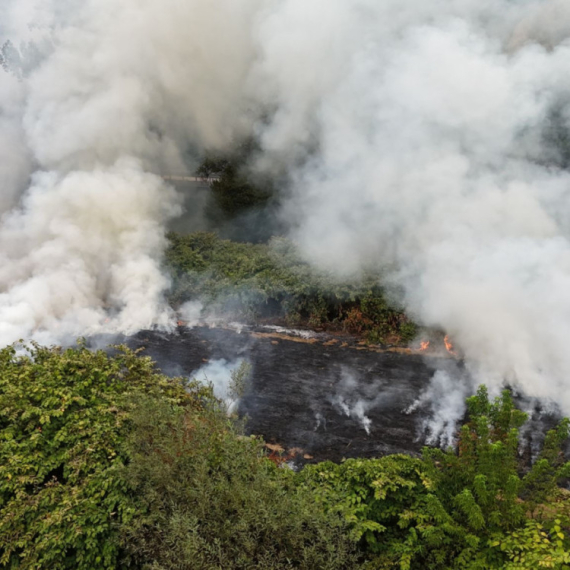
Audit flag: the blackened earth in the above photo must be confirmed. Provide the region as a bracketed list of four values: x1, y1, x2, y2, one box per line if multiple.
[99, 326, 561, 465]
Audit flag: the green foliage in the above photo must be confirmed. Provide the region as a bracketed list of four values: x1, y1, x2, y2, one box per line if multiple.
[196, 142, 275, 237]
[0, 342, 207, 570]
[485, 519, 570, 570]
[300, 455, 472, 569]
[0, 343, 356, 570]
[422, 387, 530, 534]
[423, 386, 570, 540]
[121, 396, 358, 570]
[166, 231, 416, 344]
[300, 387, 570, 569]
[228, 360, 251, 402]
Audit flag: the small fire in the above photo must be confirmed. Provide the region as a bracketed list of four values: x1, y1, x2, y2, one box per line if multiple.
[444, 335, 457, 355]
[419, 340, 430, 351]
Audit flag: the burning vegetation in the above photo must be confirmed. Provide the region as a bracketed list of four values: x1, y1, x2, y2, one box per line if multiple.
[416, 334, 459, 356]
[444, 335, 457, 356]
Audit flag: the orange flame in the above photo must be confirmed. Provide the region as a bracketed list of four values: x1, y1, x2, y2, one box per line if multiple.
[419, 341, 430, 351]
[444, 335, 457, 355]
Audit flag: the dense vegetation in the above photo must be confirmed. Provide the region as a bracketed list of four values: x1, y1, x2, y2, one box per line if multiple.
[166, 231, 417, 344]
[0, 344, 354, 569]
[2, 344, 570, 569]
[196, 143, 274, 223]
[195, 142, 283, 243]
[122, 396, 357, 570]
[0, 343, 201, 569]
[301, 387, 570, 569]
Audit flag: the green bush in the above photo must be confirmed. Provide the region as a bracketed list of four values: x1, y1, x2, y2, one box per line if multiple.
[300, 387, 570, 570]
[121, 396, 358, 570]
[0, 342, 207, 569]
[165, 231, 416, 344]
[299, 455, 459, 569]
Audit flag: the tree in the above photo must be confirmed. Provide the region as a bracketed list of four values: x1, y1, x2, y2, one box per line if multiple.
[0, 341, 204, 569]
[121, 396, 358, 570]
[301, 386, 570, 569]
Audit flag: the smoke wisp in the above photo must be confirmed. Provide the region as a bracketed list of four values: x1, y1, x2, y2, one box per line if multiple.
[192, 358, 249, 414]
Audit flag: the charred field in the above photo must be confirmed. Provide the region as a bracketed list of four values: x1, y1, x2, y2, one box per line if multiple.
[121, 326, 437, 463]
[108, 325, 559, 465]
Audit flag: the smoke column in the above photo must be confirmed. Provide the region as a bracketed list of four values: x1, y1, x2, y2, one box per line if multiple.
[2, 1, 570, 413]
[0, 0, 259, 343]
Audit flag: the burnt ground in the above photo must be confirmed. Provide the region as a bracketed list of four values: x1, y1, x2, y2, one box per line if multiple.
[108, 325, 472, 464]
[88, 324, 566, 468]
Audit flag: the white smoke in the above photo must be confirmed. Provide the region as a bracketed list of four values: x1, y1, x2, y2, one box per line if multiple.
[0, 160, 179, 344]
[331, 369, 375, 435]
[0, 0, 260, 344]
[3, 0, 570, 418]
[178, 300, 204, 327]
[407, 369, 471, 448]
[252, 2, 570, 414]
[192, 358, 246, 414]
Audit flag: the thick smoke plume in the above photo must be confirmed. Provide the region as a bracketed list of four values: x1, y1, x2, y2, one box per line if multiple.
[2, 1, 570, 415]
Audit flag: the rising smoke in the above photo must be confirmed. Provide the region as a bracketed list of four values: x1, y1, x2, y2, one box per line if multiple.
[331, 368, 375, 435]
[2, 1, 570, 414]
[192, 358, 248, 415]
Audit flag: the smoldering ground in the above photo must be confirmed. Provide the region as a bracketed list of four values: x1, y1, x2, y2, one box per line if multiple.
[3, 1, 570, 421]
[120, 325, 435, 461]
[118, 326, 565, 463]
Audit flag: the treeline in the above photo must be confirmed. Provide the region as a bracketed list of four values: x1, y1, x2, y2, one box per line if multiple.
[1, 344, 570, 569]
[165, 231, 417, 345]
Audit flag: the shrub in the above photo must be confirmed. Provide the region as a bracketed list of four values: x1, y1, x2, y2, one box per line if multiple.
[0, 342, 206, 570]
[120, 396, 358, 570]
